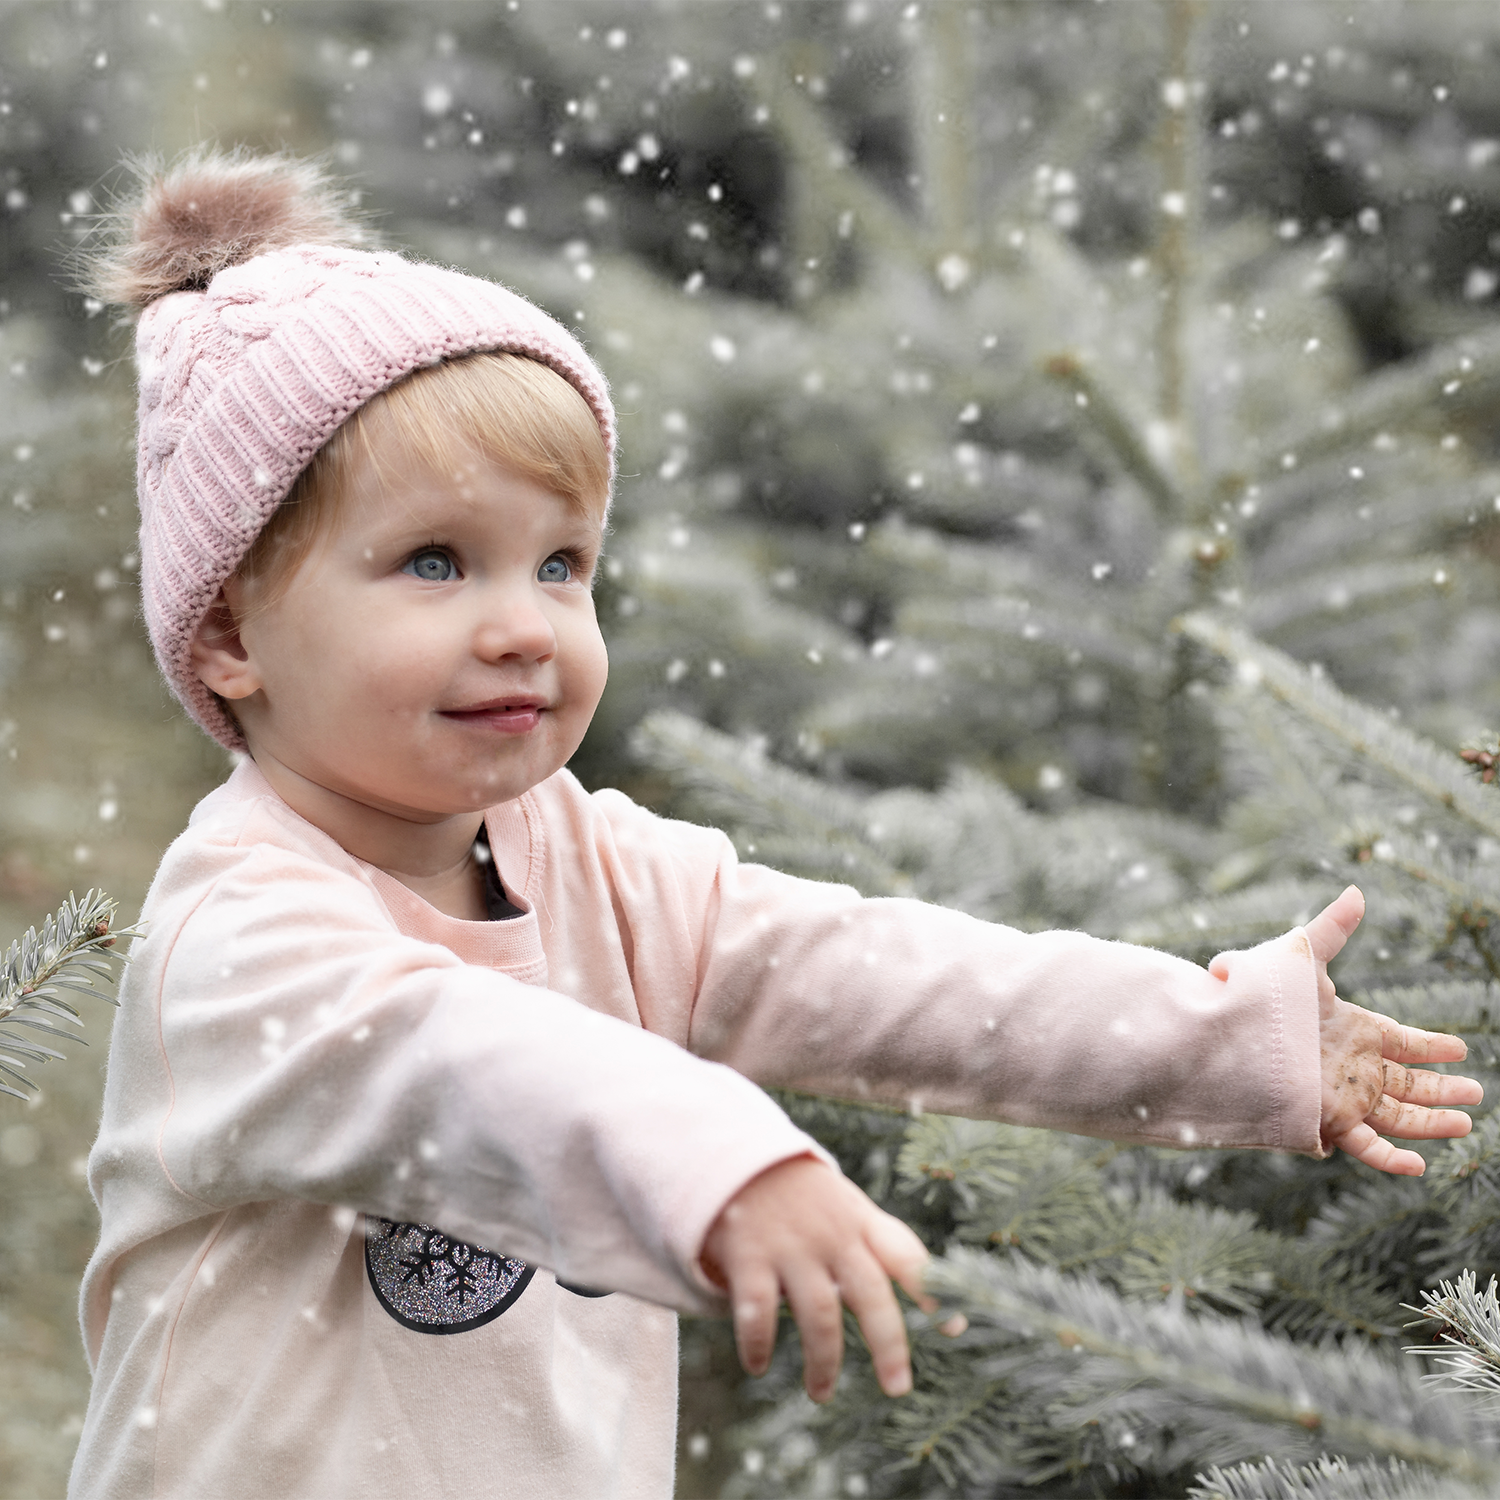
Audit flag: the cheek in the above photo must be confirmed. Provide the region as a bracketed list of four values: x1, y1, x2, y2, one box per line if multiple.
[568, 620, 609, 703]
[288, 615, 441, 718]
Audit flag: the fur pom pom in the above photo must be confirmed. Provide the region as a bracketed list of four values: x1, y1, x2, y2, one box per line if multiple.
[83, 147, 371, 311]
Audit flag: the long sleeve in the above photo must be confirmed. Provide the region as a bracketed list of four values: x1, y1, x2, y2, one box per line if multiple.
[577, 787, 1325, 1157]
[93, 809, 823, 1324]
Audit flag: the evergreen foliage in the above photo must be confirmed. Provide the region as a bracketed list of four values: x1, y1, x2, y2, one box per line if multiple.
[10, 2, 1500, 1495]
[0, 890, 136, 1101]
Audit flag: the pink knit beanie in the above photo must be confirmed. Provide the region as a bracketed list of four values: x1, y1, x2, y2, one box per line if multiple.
[91, 150, 615, 751]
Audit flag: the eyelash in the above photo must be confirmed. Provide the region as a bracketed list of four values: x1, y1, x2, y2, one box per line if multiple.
[547, 546, 594, 582]
[403, 543, 596, 580]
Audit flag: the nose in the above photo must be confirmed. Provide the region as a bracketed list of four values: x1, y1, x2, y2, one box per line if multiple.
[473, 586, 557, 665]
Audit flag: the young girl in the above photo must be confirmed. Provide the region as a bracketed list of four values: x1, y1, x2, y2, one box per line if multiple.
[69, 151, 1480, 1500]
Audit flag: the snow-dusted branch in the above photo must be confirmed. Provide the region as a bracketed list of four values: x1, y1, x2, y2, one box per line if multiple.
[0, 889, 139, 1101]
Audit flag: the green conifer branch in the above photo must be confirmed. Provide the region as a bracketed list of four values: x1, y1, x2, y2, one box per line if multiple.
[1305, 1176, 1437, 1279]
[911, 1, 975, 254]
[1178, 615, 1500, 843]
[1247, 558, 1463, 639]
[1352, 981, 1500, 1039]
[1119, 877, 1332, 952]
[925, 1249, 1495, 1483]
[1191, 1454, 1482, 1500]
[1250, 322, 1500, 480]
[1043, 350, 1191, 520]
[630, 709, 909, 894]
[898, 587, 1154, 675]
[1263, 1242, 1405, 1342]
[1156, 0, 1206, 465]
[743, 62, 926, 270]
[1244, 462, 1498, 562]
[1405, 1271, 1500, 1409]
[0, 889, 138, 1101]
[1337, 828, 1500, 924]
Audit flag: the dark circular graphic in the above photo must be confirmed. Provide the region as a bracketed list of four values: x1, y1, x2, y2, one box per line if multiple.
[365, 1218, 535, 1334]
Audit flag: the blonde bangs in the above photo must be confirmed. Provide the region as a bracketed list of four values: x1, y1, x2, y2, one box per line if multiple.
[370, 353, 610, 518]
[236, 352, 610, 605]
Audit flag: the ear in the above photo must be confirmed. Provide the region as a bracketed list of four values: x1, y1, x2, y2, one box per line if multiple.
[190, 587, 262, 701]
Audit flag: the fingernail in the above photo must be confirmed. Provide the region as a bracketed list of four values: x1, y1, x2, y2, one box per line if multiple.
[884, 1370, 912, 1397]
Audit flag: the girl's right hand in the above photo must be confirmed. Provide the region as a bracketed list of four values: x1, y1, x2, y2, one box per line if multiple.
[699, 1156, 933, 1402]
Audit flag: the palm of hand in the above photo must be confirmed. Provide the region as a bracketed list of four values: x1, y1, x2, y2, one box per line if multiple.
[1310, 887, 1482, 1175]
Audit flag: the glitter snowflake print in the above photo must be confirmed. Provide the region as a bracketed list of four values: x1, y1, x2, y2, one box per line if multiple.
[365, 1218, 535, 1334]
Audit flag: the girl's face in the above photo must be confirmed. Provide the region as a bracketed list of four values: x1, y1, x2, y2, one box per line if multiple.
[209, 433, 609, 826]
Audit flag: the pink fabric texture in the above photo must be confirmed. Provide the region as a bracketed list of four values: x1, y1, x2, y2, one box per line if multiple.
[132, 244, 615, 750]
[70, 761, 1325, 1498]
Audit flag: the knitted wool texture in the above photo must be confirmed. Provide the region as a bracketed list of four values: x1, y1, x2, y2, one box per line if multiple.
[134, 243, 615, 751]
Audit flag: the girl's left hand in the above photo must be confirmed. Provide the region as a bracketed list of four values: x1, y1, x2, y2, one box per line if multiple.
[1303, 886, 1483, 1173]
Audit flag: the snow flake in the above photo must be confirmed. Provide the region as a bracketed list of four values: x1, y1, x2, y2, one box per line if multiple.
[935, 253, 971, 292]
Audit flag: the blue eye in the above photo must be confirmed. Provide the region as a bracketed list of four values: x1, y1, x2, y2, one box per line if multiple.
[403, 548, 457, 582]
[538, 555, 573, 584]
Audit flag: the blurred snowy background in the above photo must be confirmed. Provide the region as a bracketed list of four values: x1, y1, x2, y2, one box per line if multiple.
[7, 2, 1500, 1494]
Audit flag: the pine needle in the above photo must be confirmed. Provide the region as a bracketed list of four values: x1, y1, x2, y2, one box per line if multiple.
[0, 890, 139, 1100]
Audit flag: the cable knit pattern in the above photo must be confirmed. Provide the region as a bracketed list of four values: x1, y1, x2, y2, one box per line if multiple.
[132, 244, 615, 750]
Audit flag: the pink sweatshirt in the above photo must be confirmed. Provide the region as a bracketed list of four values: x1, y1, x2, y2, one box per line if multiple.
[70, 760, 1323, 1499]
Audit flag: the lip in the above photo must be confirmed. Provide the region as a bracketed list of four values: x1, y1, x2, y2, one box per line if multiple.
[439, 697, 548, 734]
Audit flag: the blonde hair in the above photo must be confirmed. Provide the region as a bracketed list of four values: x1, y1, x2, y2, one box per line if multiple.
[236, 351, 611, 604]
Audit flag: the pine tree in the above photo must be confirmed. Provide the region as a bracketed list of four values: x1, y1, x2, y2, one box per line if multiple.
[11, 3, 1500, 1495]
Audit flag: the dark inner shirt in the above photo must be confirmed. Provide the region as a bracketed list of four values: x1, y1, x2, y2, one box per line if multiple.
[474, 823, 525, 921]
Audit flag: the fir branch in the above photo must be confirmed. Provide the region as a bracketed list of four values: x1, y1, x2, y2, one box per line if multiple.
[1419, 1113, 1500, 1281]
[1191, 1454, 1481, 1500]
[910, 0, 975, 252]
[1114, 1197, 1272, 1317]
[0, 890, 138, 1101]
[1262, 1241, 1406, 1342]
[898, 590, 1156, 676]
[1043, 350, 1190, 520]
[1405, 1270, 1500, 1412]
[1249, 462, 1498, 572]
[1247, 557, 1463, 639]
[1118, 878, 1333, 953]
[1179, 615, 1500, 843]
[1340, 826, 1500, 921]
[1305, 1176, 1437, 1282]
[882, 1356, 1015, 1490]
[629, 709, 909, 896]
[742, 62, 925, 269]
[924, 1249, 1495, 1483]
[898, 1118, 1121, 1265]
[1352, 980, 1500, 1038]
[1250, 322, 1500, 479]
[1156, 0, 1207, 457]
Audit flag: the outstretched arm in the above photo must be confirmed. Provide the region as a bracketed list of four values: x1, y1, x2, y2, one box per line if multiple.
[1298, 886, 1482, 1174]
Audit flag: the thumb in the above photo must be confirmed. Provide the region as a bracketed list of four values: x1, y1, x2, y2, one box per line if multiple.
[1304, 885, 1365, 966]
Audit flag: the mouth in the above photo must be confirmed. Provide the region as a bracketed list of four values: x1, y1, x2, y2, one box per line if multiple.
[438, 698, 548, 734]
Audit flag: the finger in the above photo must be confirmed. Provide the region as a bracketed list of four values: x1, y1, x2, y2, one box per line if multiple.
[1366, 1094, 1475, 1140]
[782, 1269, 845, 1403]
[1381, 1061, 1485, 1109]
[836, 1251, 914, 1398]
[1330, 1120, 1428, 1176]
[866, 1211, 933, 1312]
[729, 1266, 783, 1379]
[1304, 885, 1365, 965]
[1375, 1015, 1472, 1067]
